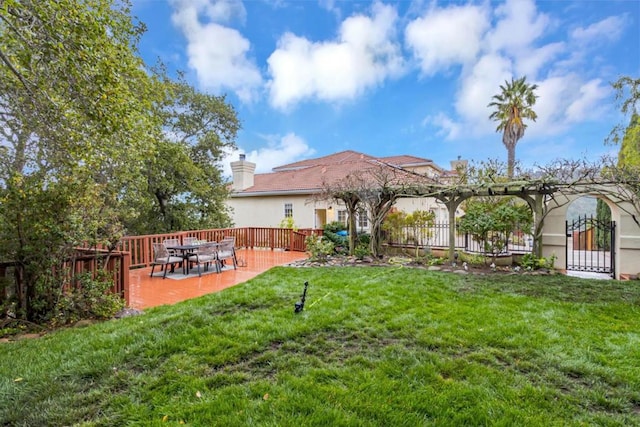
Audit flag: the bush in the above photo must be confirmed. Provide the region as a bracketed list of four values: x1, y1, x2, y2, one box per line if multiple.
[305, 235, 334, 261]
[323, 221, 347, 234]
[53, 271, 124, 326]
[354, 244, 370, 260]
[520, 253, 557, 270]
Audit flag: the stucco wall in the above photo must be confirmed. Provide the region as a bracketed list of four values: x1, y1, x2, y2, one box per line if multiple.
[226, 194, 448, 230]
[226, 194, 329, 229]
[541, 191, 640, 280]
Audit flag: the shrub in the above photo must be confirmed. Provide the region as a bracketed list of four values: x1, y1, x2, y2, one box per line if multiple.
[305, 235, 334, 261]
[53, 271, 124, 326]
[520, 253, 557, 270]
[354, 244, 370, 260]
[323, 221, 347, 234]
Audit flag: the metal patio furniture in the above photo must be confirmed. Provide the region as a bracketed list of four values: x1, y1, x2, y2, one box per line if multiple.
[150, 243, 184, 279]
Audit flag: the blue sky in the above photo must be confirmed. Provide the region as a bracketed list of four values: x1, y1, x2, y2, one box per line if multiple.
[132, 0, 639, 176]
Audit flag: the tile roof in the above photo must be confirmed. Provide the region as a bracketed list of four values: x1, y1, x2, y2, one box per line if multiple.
[233, 150, 448, 195]
[272, 150, 377, 171]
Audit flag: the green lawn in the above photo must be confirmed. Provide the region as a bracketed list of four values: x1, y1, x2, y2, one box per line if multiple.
[1, 267, 639, 426]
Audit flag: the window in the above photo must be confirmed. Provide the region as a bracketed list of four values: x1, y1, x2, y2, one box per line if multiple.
[337, 210, 347, 224]
[284, 203, 293, 218]
[357, 209, 368, 229]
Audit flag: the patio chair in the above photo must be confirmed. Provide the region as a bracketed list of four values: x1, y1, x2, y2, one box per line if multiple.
[217, 239, 237, 270]
[151, 243, 184, 279]
[183, 236, 199, 245]
[187, 242, 218, 276]
[163, 238, 180, 256]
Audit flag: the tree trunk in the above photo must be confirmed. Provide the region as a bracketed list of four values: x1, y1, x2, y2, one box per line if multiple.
[507, 143, 516, 179]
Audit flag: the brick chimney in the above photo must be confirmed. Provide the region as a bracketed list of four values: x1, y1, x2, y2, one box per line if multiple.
[450, 156, 468, 174]
[230, 153, 256, 191]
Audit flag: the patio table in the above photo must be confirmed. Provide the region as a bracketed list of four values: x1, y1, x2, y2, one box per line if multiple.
[166, 242, 219, 275]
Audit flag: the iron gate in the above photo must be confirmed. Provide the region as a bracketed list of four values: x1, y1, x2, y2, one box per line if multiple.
[566, 215, 615, 277]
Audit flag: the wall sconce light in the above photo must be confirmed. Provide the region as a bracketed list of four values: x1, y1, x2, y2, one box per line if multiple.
[327, 206, 333, 210]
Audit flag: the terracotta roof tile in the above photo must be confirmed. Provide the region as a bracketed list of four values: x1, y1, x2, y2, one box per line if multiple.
[234, 150, 450, 195]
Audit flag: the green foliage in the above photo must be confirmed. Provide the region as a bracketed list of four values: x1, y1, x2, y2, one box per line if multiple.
[607, 76, 640, 146]
[382, 211, 406, 242]
[0, 0, 160, 322]
[1, 268, 639, 425]
[304, 235, 334, 261]
[322, 221, 348, 251]
[357, 233, 371, 246]
[595, 199, 612, 250]
[382, 210, 435, 245]
[459, 252, 486, 266]
[617, 113, 640, 167]
[278, 217, 297, 229]
[353, 244, 370, 260]
[323, 221, 347, 233]
[125, 76, 239, 234]
[488, 76, 538, 178]
[458, 200, 532, 256]
[53, 272, 125, 326]
[520, 253, 557, 270]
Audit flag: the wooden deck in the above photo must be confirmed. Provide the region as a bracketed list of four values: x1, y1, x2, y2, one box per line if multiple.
[127, 248, 308, 309]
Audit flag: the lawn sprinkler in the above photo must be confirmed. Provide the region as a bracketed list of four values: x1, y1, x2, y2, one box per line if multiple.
[294, 281, 309, 313]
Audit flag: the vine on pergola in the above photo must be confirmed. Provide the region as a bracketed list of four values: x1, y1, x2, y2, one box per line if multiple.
[317, 156, 640, 261]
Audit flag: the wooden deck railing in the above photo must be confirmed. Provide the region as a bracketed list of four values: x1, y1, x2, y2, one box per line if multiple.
[119, 227, 322, 269]
[0, 249, 130, 311]
[0, 228, 321, 308]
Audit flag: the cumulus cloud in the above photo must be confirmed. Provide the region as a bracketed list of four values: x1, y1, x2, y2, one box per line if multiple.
[405, 4, 489, 75]
[220, 133, 316, 176]
[423, 112, 462, 140]
[514, 42, 565, 80]
[526, 76, 610, 136]
[267, 2, 404, 109]
[170, 0, 262, 102]
[571, 15, 627, 44]
[456, 54, 512, 132]
[565, 79, 611, 123]
[485, 0, 550, 55]
[417, 0, 619, 144]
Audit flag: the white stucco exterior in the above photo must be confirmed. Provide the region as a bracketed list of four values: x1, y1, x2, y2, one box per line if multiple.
[226, 192, 448, 230]
[541, 189, 640, 280]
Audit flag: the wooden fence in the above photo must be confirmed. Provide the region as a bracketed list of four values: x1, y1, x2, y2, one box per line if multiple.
[0, 249, 130, 314]
[120, 227, 320, 269]
[0, 227, 321, 309]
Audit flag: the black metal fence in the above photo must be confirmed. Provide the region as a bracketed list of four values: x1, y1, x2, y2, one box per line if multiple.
[385, 221, 534, 255]
[566, 215, 615, 277]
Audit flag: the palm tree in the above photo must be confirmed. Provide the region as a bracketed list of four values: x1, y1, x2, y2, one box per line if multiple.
[488, 76, 538, 178]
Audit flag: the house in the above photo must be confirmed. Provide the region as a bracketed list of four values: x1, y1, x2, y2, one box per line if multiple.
[226, 150, 465, 231]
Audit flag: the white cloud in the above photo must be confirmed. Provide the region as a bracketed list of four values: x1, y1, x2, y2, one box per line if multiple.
[267, 2, 404, 109]
[423, 0, 620, 144]
[514, 42, 565, 80]
[220, 133, 316, 176]
[571, 15, 627, 44]
[170, 0, 262, 102]
[528, 76, 611, 136]
[565, 79, 611, 123]
[405, 4, 489, 75]
[456, 54, 512, 132]
[485, 0, 550, 55]
[423, 112, 462, 140]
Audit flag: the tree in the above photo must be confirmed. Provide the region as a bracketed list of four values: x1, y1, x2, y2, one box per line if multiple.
[595, 198, 611, 250]
[124, 75, 240, 234]
[488, 76, 538, 179]
[0, 0, 159, 322]
[607, 76, 640, 147]
[617, 112, 640, 168]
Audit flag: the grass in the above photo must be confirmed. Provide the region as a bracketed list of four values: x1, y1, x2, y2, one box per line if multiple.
[1, 266, 639, 426]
